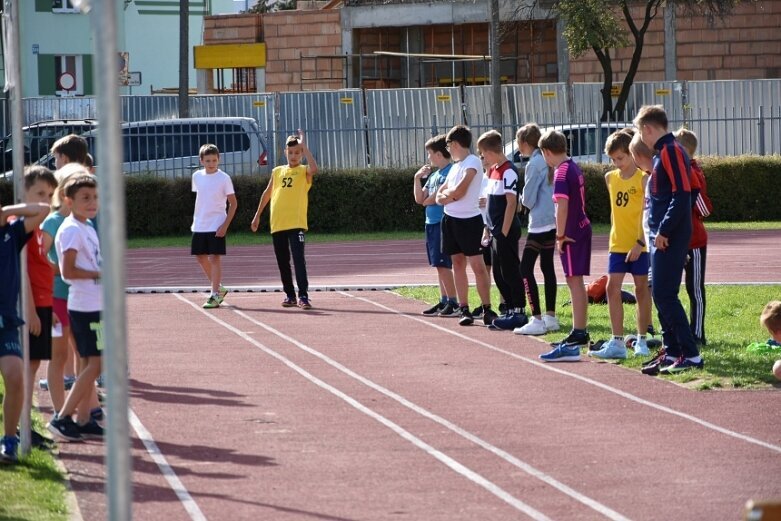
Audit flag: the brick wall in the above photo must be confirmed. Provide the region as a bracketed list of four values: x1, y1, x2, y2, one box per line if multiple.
[203, 13, 263, 44]
[263, 10, 343, 92]
[568, 0, 781, 83]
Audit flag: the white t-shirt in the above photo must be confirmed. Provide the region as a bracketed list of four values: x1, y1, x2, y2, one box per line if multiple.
[191, 169, 235, 232]
[55, 216, 102, 312]
[443, 154, 483, 219]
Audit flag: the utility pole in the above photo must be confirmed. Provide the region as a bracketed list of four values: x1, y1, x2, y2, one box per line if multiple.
[489, 0, 502, 130]
[179, 0, 190, 118]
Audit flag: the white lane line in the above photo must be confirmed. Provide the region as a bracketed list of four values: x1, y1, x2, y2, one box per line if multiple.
[172, 294, 552, 521]
[227, 308, 631, 521]
[129, 409, 208, 521]
[351, 291, 781, 455]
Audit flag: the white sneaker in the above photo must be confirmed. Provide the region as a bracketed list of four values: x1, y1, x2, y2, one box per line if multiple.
[542, 315, 560, 332]
[514, 316, 547, 335]
[633, 337, 650, 356]
[588, 337, 628, 359]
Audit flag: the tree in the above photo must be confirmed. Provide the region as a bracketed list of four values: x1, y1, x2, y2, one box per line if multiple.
[523, 0, 743, 121]
[246, 0, 297, 13]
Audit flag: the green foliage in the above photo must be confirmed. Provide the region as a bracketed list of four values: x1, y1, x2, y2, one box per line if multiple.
[395, 284, 781, 389]
[2, 156, 778, 237]
[557, 0, 629, 58]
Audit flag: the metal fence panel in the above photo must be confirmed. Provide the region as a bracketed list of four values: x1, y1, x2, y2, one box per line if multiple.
[121, 95, 178, 122]
[277, 89, 367, 169]
[23, 96, 97, 124]
[365, 87, 462, 168]
[572, 81, 683, 123]
[686, 79, 781, 155]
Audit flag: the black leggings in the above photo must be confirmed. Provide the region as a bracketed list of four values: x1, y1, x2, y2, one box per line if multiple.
[272, 229, 309, 299]
[520, 229, 557, 317]
[685, 246, 707, 344]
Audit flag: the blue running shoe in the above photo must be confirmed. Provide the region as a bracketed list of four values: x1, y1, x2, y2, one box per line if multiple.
[0, 435, 19, 464]
[491, 312, 529, 331]
[588, 338, 627, 359]
[540, 344, 581, 362]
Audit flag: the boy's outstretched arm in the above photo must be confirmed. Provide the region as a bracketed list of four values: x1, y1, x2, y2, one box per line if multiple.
[0, 203, 50, 232]
[299, 130, 318, 180]
[251, 177, 273, 232]
[216, 193, 238, 238]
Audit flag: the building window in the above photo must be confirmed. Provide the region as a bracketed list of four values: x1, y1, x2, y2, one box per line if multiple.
[52, 0, 80, 13]
[55, 55, 84, 96]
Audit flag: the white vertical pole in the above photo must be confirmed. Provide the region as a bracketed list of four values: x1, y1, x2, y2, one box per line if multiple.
[4, 0, 31, 457]
[89, 1, 132, 519]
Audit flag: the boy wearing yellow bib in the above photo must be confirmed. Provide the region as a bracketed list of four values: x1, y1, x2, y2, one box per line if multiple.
[251, 132, 318, 309]
[589, 130, 652, 359]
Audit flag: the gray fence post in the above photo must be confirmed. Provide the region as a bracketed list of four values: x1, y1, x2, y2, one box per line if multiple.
[757, 105, 765, 156]
[595, 113, 603, 164]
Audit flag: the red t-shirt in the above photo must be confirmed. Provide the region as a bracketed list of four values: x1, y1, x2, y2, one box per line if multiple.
[689, 160, 713, 249]
[27, 228, 54, 307]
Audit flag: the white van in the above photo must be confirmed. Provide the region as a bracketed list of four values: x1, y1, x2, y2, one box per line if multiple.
[31, 117, 269, 178]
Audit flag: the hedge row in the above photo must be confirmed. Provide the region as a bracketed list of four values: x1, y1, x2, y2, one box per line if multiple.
[1, 156, 779, 238]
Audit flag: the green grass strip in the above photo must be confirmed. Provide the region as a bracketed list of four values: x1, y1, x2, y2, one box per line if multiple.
[395, 284, 781, 390]
[0, 380, 69, 521]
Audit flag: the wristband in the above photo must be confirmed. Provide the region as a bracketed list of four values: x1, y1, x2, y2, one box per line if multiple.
[556, 235, 566, 240]
[636, 239, 646, 247]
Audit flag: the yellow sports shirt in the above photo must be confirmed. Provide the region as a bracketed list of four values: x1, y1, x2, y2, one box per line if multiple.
[270, 165, 312, 233]
[607, 168, 647, 253]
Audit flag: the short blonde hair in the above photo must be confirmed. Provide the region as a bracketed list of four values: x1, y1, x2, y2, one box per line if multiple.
[760, 301, 781, 334]
[674, 128, 698, 157]
[633, 105, 668, 131]
[538, 130, 567, 155]
[53, 163, 91, 210]
[605, 130, 633, 156]
[629, 133, 654, 161]
[516, 123, 541, 149]
[476, 130, 503, 154]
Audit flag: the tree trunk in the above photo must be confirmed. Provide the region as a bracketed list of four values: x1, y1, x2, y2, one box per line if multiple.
[594, 47, 614, 122]
[615, 33, 644, 120]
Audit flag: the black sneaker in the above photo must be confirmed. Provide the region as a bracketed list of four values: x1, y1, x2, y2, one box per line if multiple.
[78, 420, 105, 440]
[471, 306, 484, 320]
[422, 302, 444, 316]
[660, 356, 705, 374]
[642, 347, 667, 367]
[551, 330, 591, 349]
[482, 307, 499, 326]
[438, 302, 457, 317]
[17, 428, 54, 450]
[0, 435, 19, 464]
[90, 407, 105, 424]
[47, 415, 82, 442]
[458, 307, 474, 326]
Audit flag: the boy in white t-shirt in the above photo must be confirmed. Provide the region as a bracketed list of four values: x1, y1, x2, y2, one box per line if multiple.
[48, 174, 103, 442]
[435, 125, 496, 327]
[191, 144, 238, 309]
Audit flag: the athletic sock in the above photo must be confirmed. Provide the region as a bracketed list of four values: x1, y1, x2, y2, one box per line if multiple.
[637, 334, 647, 341]
[440, 296, 448, 304]
[449, 298, 458, 306]
[613, 335, 623, 342]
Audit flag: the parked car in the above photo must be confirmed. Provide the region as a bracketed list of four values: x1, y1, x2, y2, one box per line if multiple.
[504, 123, 631, 168]
[31, 117, 269, 178]
[0, 119, 97, 171]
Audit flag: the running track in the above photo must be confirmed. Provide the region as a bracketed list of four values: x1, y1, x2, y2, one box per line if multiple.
[39, 229, 781, 521]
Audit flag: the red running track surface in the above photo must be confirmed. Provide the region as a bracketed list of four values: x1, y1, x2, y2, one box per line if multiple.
[126, 230, 781, 289]
[42, 289, 781, 521]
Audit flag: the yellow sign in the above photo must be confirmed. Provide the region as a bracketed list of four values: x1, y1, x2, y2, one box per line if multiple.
[193, 43, 266, 69]
[656, 88, 671, 96]
[340, 97, 354, 105]
[437, 95, 452, 102]
[541, 91, 556, 98]
[610, 85, 621, 97]
[252, 101, 266, 108]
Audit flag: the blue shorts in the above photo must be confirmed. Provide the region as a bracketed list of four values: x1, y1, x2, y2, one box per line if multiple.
[425, 222, 452, 269]
[0, 326, 22, 359]
[608, 251, 649, 276]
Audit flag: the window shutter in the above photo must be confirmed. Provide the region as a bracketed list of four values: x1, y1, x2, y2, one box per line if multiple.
[37, 55, 56, 96]
[83, 54, 94, 96]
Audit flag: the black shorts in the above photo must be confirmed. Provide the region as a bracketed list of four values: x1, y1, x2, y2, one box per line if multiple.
[69, 310, 103, 358]
[441, 214, 484, 257]
[191, 232, 226, 256]
[29, 307, 53, 361]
